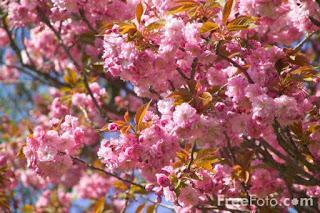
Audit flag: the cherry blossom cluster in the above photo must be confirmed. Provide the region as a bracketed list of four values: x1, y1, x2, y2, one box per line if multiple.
[0, 0, 320, 212]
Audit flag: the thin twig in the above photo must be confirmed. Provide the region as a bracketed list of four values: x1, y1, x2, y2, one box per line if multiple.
[37, 7, 81, 70]
[215, 41, 254, 84]
[187, 140, 196, 171]
[83, 70, 105, 116]
[293, 30, 320, 53]
[190, 57, 198, 79]
[176, 67, 191, 80]
[70, 156, 145, 189]
[217, 53, 254, 84]
[1, 16, 69, 88]
[79, 8, 97, 33]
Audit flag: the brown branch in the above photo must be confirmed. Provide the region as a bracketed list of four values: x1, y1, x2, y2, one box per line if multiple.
[83, 70, 105, 117]
[187, 140, 196, 171]
[37, 7, 81, 70]
[176, 67, 191, 80]
[37, 8, 110, 119]
[78, 8, 97, 33]
[215, 41, 254, 84]
[70, 156, 145, 190]
[217, 53, 254, 84]
[1, 15, 69, 88]
[293, 30, 320, 53]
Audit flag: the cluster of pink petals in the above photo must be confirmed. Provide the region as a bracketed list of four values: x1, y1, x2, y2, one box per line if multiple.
[73, 173, 110, 199]
[1, 0, 318, 211]
[98, 113, 179, 181]
[23, 115, 86, 181]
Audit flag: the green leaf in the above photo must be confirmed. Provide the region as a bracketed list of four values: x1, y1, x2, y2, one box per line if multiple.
[200, 21, 219, 34]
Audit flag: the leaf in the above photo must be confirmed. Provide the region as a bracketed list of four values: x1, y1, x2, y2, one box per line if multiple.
[16, 145, 26, 160]
[290, 53, 309, 66]
[145, 20, 165, 31]
[113, 180, 128, 190]
[232, 165, 250, 184]
[135, 100, 152, 132]
[196, 148, 217, 160]
[167, 89, 192, 106]
[135, 203, 145, 213]
[168, 0, 198, 14]
[130, 185, 147, 194]
[290, 122, 312, 145]
[0, 193, 10, 211]
[136, 2, 144, 24]
[50, 191, 59, 207]
[146, 204, 156, 213]
[222, 0, 234, 24]
[120, 125, 131, 135]
[195, 159, 220, 172]
[99, 124, 110, 132]
[119, 23, 137, 35]
[93, 197, 105, 213]
[207, 0, 221, 8]
[176, 149, 189, 161]
[194, 148, 219, 172]
[199, 92, 212, 108]
[22, 205, 34, 213]
[200, 21, 219, 34]
[227, 15, 256, 31]
[124, 111, 130, 122]
[78, 32, 96, 44]
[98, 22, 114, 36]
[63, 68, 78, 86]
[289, 66, 318, 82]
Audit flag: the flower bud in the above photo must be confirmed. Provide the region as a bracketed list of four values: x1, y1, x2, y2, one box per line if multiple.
[156, 173, 170, 187]
[108, 123, 119, 131]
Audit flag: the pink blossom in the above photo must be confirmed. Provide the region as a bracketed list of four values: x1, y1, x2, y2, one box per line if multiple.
[74, 173, 110, 199]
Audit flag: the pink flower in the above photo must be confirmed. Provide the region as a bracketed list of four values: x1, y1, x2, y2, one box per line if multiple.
[74, 173, 110, 199]
[173, 103, 198, 128]
[108, 123, 119, 131]
[156, 173, 170, 187]
[0, 29, 9, 47]
[178, 186, 200, 207]
[274, 95, 300, 125]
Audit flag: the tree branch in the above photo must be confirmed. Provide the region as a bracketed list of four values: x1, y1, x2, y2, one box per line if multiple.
[70, 155, 145, 190]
